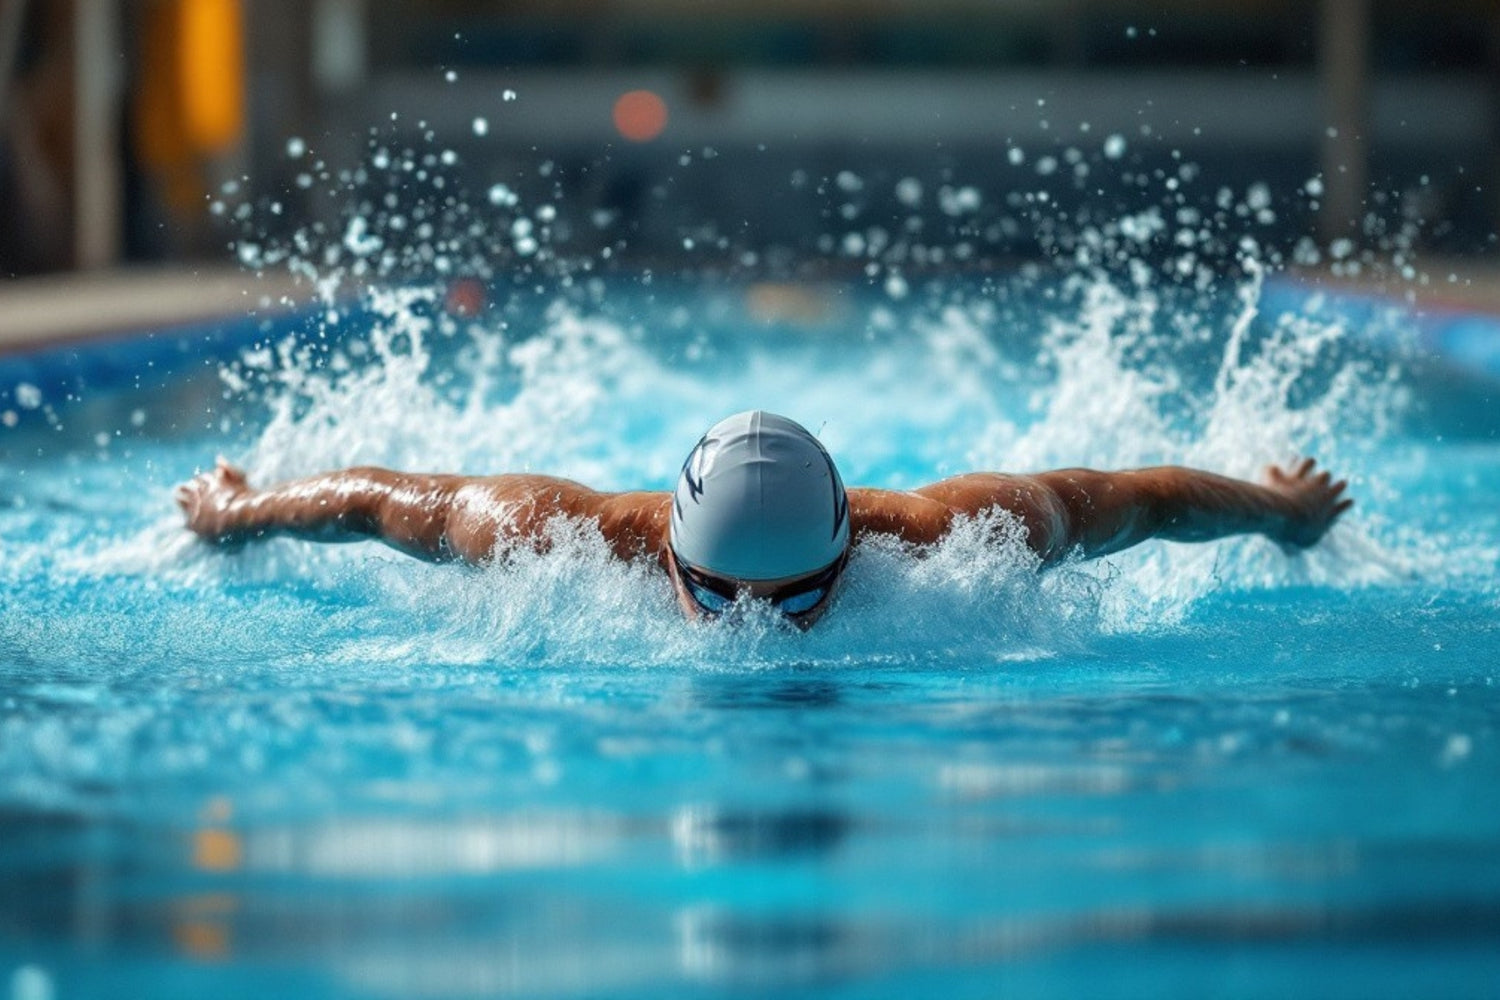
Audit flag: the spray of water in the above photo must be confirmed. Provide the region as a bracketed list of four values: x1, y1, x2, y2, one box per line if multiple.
[69, 131, 1495, 668]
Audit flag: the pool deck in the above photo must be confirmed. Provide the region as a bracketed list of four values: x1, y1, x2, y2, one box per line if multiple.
[1, 259, 1498, 356]
[1291, 259, 1500, 318]
[0, 267, 306, 355]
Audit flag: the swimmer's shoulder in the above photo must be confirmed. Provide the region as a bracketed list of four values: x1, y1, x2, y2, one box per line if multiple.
[446, 476, 670, 564]
[452, 474, 602, 514]
[856, 474, 1070, 558]
[588, 490, 671, 565]
[847, 486, 955, 546]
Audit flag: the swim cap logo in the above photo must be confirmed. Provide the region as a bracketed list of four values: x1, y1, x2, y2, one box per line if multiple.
[680, 435, 717, 506]
[824, 450, 848, 540]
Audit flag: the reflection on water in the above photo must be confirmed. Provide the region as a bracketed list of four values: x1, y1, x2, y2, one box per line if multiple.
[671, 806, 852, 867]
[9, 805, 1500, 999]
[235, 813, 632, 877]
[5, 680, 1499, 1000]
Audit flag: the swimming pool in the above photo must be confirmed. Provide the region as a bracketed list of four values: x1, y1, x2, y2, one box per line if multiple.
[2, 263, 1498, 998]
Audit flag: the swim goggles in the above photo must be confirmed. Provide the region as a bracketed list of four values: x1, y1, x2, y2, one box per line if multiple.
[673, 550, 847, 620]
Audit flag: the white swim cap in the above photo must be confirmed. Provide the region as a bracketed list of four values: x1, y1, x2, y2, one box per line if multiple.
[670, 411, 850, 581]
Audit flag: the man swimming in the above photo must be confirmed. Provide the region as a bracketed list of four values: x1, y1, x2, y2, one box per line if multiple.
[176, 410, 1352, 628]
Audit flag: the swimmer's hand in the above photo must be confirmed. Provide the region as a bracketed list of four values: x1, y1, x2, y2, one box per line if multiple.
[174, 458, 253, 547]
[1265, 458, 1352, 550]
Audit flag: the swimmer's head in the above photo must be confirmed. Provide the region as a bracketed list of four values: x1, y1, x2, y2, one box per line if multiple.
[669, 411, 850, 627]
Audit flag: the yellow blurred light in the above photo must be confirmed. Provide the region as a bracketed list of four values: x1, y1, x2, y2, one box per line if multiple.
[173, 920, 230, 960]
[179, 0, 245, 153]
[135, 0, 244, 170]
[192, 828, 243, 872]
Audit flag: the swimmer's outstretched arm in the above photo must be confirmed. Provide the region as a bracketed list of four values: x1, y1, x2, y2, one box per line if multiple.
[857, 458, 1351, 563]
[1025, 459, 1352, 559]
[174, 460, 671, 565]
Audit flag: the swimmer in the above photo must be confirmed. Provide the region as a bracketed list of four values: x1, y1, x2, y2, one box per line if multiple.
[176, 410, 1352, 628]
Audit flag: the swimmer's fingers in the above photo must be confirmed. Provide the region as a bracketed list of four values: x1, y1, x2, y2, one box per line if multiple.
[1265, 459, 1307, 484]
[1307, 481, 1354, 543]
[174, 468, 215, 511]
[1269, 458, 1302, 481]
[1309, 473, 1352, 522]
[1325, 477, 1354, 523]
[214, 456, 248, 486]
[175, 461, 254, 539]
[1267, 457, 1339, 488]
[175, 463, 234, 507]
[1267, 460, 1353, 549]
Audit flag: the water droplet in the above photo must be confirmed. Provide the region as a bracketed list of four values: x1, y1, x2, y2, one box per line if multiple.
[1441, 733, 1472, 766]
[14, 383, 42, 410]
[503, 89, 518, 102]
[285, 137, 306, 158]
[938, 186, 981, 216]
[472, 117, 489, 137]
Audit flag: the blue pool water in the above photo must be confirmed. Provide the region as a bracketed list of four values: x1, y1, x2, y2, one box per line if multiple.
[2, 266, 1499, 998]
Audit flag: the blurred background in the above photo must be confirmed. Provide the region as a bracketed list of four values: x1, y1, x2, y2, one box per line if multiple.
[0, 0, 1497, 280]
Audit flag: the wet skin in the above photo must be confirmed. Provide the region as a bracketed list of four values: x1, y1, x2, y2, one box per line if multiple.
[176, 458, 1351, 624]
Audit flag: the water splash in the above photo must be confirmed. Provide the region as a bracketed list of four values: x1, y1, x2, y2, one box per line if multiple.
[56, 131, 1496, 663]
[78, 265, 1474, 659]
